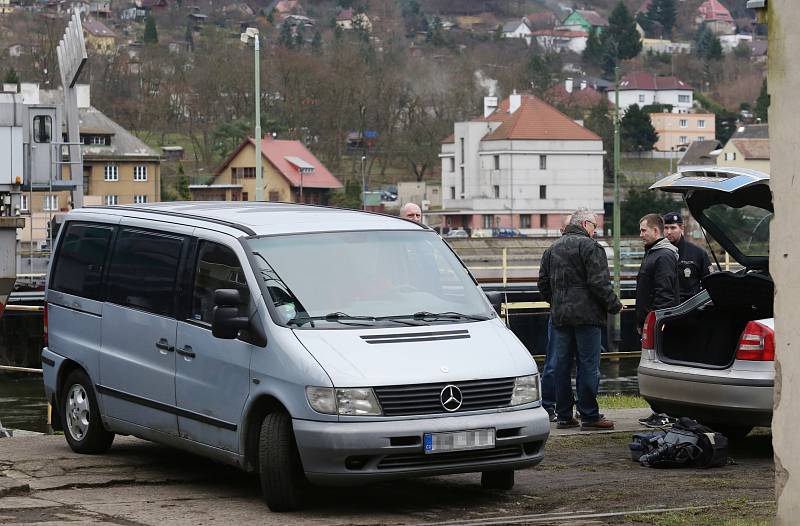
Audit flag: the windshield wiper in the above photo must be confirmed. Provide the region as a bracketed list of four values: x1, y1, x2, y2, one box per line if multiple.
[386, 311, 492, 322]
[287, 312, 377, 327]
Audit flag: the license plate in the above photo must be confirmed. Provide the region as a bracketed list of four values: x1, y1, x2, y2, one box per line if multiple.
[423, 428, 495, 454]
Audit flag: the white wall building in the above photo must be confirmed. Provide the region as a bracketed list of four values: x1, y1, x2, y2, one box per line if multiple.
[532, 29, 588, 54]
[436, 92, 604, 236]
[607, 72, 693, 113]
[502, 19, 532, 45]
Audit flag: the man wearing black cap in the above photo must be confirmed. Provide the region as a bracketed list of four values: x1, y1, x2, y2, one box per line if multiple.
[662, 212, 713, 303]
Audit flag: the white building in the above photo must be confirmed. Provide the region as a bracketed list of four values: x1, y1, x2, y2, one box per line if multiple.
[719, 34, 753, 52]
[436, 92, 604, 236]
[642, 38, 692, 54]
[607, 72, 693, 113]
[502, 19, 532, 45]
[532, 29, 587, 54]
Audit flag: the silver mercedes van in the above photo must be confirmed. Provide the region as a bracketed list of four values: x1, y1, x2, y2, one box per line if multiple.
[41, 202, 549, 511]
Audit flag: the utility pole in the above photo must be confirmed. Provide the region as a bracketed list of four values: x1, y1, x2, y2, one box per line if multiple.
[612, 66, 622, 351]
[254, 33, 263, 202]
[361, 155, 367, 210]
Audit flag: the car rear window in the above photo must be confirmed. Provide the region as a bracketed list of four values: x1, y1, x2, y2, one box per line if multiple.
[50, 222, 114, 300]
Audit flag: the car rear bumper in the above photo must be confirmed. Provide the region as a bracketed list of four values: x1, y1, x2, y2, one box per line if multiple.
[638, 365, 773, 427]
[293, 406, 550, 485]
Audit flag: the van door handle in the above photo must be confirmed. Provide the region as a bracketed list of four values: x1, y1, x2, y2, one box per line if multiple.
[155, 339, 174, 354]
[176, 346, 195, 359]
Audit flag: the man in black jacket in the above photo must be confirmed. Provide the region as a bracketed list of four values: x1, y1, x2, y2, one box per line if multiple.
[539, 208, 622, 430]
[636, 214, 679, 331]
[662, 212, 713, 302]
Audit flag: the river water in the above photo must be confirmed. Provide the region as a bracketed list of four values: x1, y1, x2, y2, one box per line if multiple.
[0, 360, 640, 433]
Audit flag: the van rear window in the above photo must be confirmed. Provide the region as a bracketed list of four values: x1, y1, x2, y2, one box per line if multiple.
[51, 223, 114, 300]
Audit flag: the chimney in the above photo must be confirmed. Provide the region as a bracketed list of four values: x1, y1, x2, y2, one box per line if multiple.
[483, 95, 498, 117]
[509, 89, 521, 114]
[565, 77, 573, 93]
[580, 79, 587, 90]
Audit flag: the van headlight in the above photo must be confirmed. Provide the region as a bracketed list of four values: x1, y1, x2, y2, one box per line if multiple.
[306, 386, 382, 416]
[510, 374, 540, 406]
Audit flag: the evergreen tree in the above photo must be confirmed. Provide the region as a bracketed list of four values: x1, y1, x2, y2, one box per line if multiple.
[646, 0, 676, 38]
[755, 78, 770, 122]
[492, 24, 503, 41]
[694, 24, 714, 59]
[584, 99, 614, 182]
[293, 24, 305, 48]
[185, 22, 194, 51]
[527, 53, 559, 95]
[621, 187, 678, 234]
[426, 16, 445, 46]
[600, 1, 642, 73]
[707, 36, 723, 60]
[143, 15, 158, 44]
[620, 104, 658, 152]
[583, 27, 603, 65]
[279, 19, 294, 48]
[311, 30, 322, 53]
[4, 68, 19, 85]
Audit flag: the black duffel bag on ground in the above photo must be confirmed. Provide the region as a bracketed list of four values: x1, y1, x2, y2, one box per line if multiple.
[631, 417, 729, 469]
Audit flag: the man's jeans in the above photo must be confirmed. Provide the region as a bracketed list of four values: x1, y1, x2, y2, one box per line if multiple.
[551, 324, 602, 422]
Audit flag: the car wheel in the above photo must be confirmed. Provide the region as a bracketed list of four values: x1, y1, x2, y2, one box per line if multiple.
[258, 411, 306, 511]
[481, 469, 515, 490]
[60, 369, 114, 454]
[708, 424, 754, 441]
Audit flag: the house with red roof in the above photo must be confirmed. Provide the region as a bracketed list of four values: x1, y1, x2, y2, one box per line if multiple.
[435, 92, 604, 235]
[546, 78, 608, 115]
[695, 0, 736, 35]
[192, 137, 342, 204]
[607, 72, 693, 113]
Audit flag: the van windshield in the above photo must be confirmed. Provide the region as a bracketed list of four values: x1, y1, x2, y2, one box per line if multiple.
[246, 230, 494, 328]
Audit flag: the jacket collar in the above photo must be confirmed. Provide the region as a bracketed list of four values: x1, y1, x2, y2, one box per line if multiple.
[563, 224, 590, 238]
[646, 237, 679, 255]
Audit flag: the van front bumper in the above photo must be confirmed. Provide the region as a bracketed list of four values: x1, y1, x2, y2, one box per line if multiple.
[293, 406, 550, 485]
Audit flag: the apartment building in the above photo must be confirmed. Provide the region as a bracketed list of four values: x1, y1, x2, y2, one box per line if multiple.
[650, 112, 716, 151]
[608, 73, 693, 113]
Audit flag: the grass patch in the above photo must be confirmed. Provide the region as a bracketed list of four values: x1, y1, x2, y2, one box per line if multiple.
[624, 500, 774, 526]
[598, 394, 649, 409]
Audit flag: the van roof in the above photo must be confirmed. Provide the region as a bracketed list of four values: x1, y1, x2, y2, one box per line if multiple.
[74, 202, 425, 236]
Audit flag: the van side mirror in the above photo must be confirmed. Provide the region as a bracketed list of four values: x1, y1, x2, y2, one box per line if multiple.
[212, 289, 251, 339]
[484, 291, 504, 312]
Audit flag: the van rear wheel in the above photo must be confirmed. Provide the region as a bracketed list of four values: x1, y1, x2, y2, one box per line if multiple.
[60, 369, 114, 454]
[258, 411, 306, 512]
[481, 469, 515, 490]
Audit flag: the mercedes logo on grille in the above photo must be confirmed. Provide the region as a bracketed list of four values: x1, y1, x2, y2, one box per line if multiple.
[440, 385, 463, 412]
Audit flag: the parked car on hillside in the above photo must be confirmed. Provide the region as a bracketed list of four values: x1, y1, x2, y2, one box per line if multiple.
[638, 166, 774, 439]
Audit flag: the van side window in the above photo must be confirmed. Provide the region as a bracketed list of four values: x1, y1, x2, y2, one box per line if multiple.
[191, 241, 250, 324]
[50, 223, 113, 300]
[106, 229, 184, 317]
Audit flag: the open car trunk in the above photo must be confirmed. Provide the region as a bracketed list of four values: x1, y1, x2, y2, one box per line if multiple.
[657, 271, 774, 368]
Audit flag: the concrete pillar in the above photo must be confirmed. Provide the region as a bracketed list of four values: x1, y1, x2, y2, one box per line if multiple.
[771, 1, 800, 523]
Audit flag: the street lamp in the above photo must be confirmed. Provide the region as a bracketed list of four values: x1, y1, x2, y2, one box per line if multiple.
[241, 27, 263, 201]
[361, 155, 367, 210]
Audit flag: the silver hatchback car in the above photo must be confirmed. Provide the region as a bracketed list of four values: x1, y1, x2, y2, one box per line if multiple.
[638, 167, 773, 438]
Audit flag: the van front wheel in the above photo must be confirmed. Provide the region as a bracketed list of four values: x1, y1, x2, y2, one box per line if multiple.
[60, 369, 114, 454]
[258, 411, 306, 511]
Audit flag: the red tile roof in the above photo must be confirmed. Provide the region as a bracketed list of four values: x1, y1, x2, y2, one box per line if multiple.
[532, 29, 587, 38]
[617, 72, 692, 91]
[479, 94, 600, 141]
[546, 84, 606, 109]
[215, 138, 342, 189]
[697, 0, 734, 22]
[83, 18, 115, 37]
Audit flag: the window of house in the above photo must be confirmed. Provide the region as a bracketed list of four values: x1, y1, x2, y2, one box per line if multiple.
[698, 120, 706, 128]
[191, 241, 250, 325]
[88, 135, 108, 145]
[134, 165, 148, 181]
[460, 168, 465, 198]
[539, 155, 547, 170]
[242, 191, 249, 201]
[483, 215, 493, 229]
[493, 185, 500, 198]
[450, 186, 456, 199]
[43, 195, 58, 211]
[105, 195, 119, 206]
[638, 94, 645, 103]
[679, 119, 688, 128]
[725, 152, 736, 161]
[104, 165, 118, 181]
[33, 115, 51, 143]
[268, 190, 280, 201]
[51, 223, 114, 301]
[698, 136, 705, 141]
[540, 214, 549, 228]
[493, 155, 500, 170]
[679, 136, 688, 144]
[134, 195, 147, 204]
[460, 138, 465, 163]
[520, 214, 531, 229]
[540, 185, 547, 199]
[20, 194, 28, 212]
[106, 228, 184, 317]
[449, 158, 455, 172]
[678, 94, 690, 103]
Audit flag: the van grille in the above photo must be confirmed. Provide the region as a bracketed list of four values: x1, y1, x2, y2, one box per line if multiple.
[373, 378, 515, 416]
[377, 444, 523, 470]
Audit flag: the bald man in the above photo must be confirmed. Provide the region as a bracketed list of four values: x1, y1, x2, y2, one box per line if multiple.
[400, 202, 422, 223]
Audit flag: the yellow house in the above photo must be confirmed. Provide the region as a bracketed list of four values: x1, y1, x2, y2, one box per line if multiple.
[83, 18, 116, 55]
[191, 137, 342, 204]
[717, 124, 770, 173]
[650, 112, 716, 151]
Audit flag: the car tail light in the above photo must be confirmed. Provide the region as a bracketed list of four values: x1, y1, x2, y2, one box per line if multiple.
[735, 321, 774, 361]
[641, 311, 656, 350]
[43, 303, 48, 348]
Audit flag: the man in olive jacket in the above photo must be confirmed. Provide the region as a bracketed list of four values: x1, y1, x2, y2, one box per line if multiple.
[539, 208, 622, 430]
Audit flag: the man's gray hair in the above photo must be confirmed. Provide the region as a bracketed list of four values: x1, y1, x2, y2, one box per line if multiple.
[570, 208, 596, 226]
